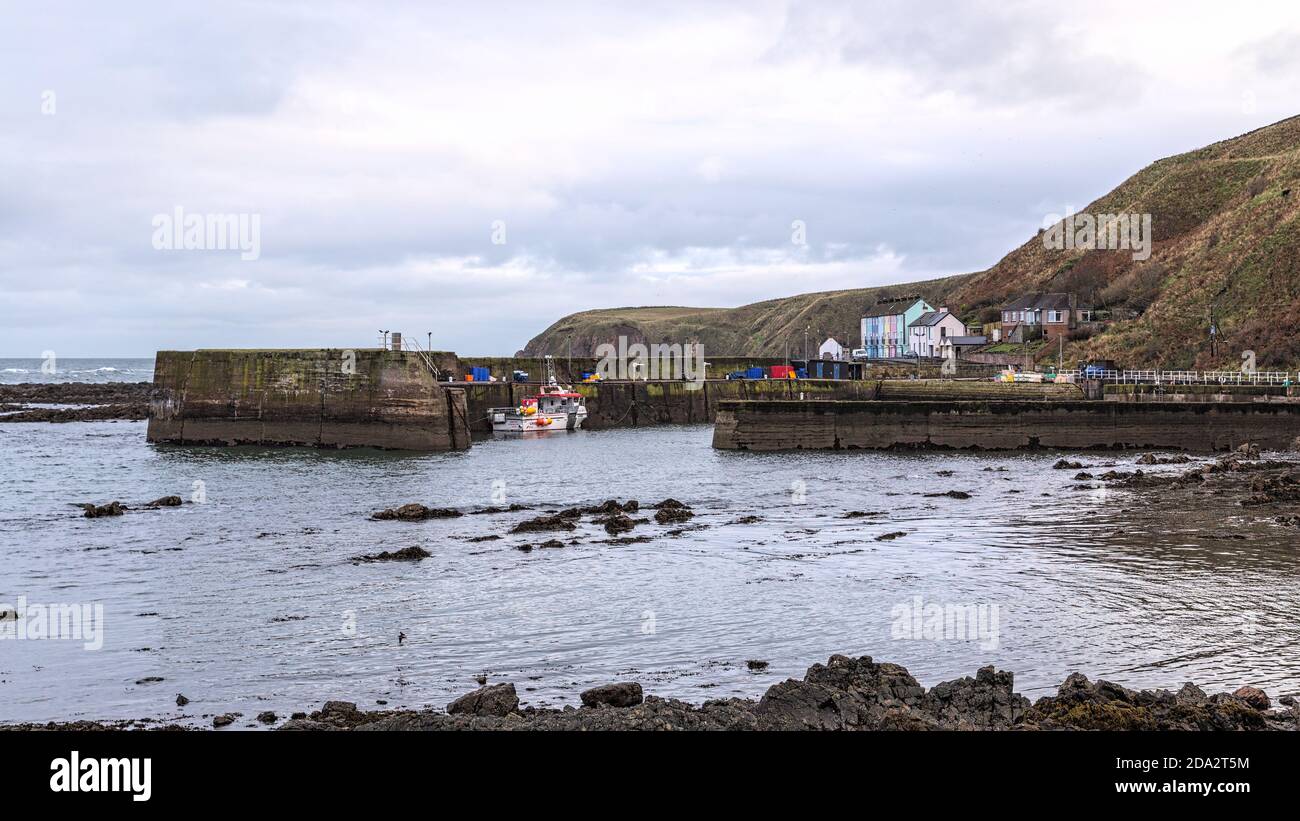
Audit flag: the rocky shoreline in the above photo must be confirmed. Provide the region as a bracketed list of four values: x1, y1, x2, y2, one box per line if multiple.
[5, 654, 1295, 731]
[0, 382, 151, 422]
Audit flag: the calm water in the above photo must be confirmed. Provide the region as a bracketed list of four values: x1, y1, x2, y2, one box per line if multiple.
[0, 357, 154, 385]
[2, 420, 1298, 726]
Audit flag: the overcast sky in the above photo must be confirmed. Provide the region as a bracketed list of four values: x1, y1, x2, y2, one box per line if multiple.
[3, 0, 1298, 356]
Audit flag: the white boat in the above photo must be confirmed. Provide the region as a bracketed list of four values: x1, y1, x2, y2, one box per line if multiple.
[490, 359, 587, 433]
[490, 383, 588, 433]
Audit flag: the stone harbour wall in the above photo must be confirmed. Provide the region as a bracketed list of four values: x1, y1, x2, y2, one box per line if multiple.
[147, 349, 470, 451]
[712, 399, 1300, 452]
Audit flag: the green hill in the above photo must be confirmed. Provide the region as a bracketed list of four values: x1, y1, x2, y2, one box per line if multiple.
[523, 115, 1300, 369]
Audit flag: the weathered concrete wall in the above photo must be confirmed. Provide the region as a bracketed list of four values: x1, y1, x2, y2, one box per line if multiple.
[455, 378, 1079, 432]
[1104, 384, 1299, 403]
[148, 349, 470, 451]
[712, 399, 1300, 452]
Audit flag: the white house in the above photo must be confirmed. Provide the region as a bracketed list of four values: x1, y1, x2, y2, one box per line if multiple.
[907, 309, 967, 358]
[818, 336, 845, 360]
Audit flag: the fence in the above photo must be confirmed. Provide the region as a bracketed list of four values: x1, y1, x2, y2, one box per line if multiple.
[1053, 369, 1295, 386]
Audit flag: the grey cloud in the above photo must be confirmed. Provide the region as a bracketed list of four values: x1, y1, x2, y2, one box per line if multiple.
[767, 0, 1143, 107]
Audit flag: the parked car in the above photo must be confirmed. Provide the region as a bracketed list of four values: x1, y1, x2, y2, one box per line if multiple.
[851, 348, 868, 361]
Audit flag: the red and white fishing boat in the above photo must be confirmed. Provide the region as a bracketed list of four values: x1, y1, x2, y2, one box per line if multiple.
[489, 359, 588, 433]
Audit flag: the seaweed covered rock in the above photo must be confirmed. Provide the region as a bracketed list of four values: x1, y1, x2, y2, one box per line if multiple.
[510, 513, 578, 534]
[81, 501, 126, 518]
[353, 546, 431, 562]
[372, 504, 462, 521]
[654, 507, 694, 525]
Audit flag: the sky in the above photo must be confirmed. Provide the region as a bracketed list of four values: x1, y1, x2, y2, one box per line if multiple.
[2, 0, 1299, 356]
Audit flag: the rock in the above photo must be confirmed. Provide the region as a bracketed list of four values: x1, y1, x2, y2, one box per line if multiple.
[746, 660, 769, 671]
[537, 539, 565, 549]
[81, 501, 126, 518]
[1235, 442, 1261, 459]
[352, 546, 431, 562]
[1280, 695, 1295, 707]
[923, 490, 971, 499]
[515, 543, 534, 552]
[583, 499, 639, 515]
[580, 682, 644, 708]
[467, 535, 501, 542]
[175, 694, 189, 707]
[754, 654, 927, 730]
[371, 504, 462, 521]
[603, 535, 653, 545]
[923, 666, 1028, 730]
[600, 513, 638, 535]
[317, 701, 362, 724]
[263, 653, 1294, 732]
[842, 510, 885, 518]
[212, 713, 237, 728]
[447, 683, 519, 717]
[651, 498, 690, 510]
[1074, 472, 1094, 480]
[1175, 683, 1206, 704]
[256, 711, 278, 724]
[145, 495, 183, 508]
[1053, 459, 1083, 470]
[510, 513, 578, 534]
[654, 506, 694, 525]
[1232, 686, 1270, 710]
[474, 674, 488, 685]
[875, 531, 907, 541]
[135, 676, 165, 684]
[1136, 453, 1191, 465]
[1242, 473, 1300, 506]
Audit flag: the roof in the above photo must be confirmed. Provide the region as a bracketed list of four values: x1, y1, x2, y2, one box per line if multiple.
[1002, 293, 1073, 312]
[913, 310, 961, 327]
[864, 296, 927, 318]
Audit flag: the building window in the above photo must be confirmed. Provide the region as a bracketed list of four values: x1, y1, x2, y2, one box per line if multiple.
[1047, 310, 1063, 323]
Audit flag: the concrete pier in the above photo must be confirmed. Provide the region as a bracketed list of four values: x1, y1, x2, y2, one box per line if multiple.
[147, 349, 470, 451]
[711, 399, 1300, 452]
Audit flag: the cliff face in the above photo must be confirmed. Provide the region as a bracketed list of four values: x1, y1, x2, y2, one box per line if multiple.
[523, 115, 1300, 369]
[148, 349, 470, 451]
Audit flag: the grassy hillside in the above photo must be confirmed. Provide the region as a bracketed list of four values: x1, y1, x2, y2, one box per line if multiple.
[523, 115, 1300, 368]
[520, 276, 970, 358]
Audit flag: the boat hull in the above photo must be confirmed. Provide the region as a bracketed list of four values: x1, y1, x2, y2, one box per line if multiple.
[490, 409, 587, 433]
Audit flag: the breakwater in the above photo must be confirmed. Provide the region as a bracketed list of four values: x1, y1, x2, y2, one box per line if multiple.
[712, 399, 1300, 451]
[143, 347, 1088, 449]
[147, 350, 470, 450]
[457, 378, 1075, 431]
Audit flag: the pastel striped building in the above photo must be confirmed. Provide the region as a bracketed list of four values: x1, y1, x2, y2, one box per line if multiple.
[860, 296, 933, 359]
